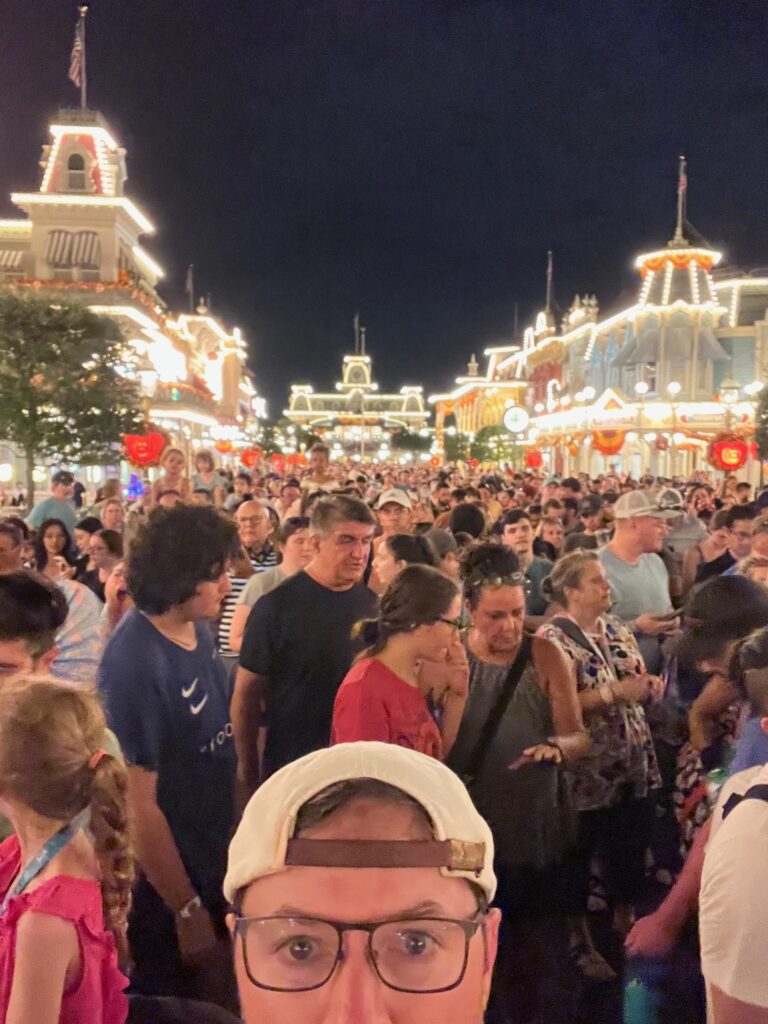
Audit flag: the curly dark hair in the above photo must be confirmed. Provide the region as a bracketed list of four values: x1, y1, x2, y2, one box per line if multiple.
[127, 506, 239, 614]
[461, 541, 522, 610]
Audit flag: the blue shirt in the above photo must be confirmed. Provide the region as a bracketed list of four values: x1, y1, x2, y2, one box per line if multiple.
[26, 496, 77, 535]
[98, 608, 235, 901]
[729, 716, 768, 776]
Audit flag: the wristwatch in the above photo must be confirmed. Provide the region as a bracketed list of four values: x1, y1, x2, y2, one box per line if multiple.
[176, 895, 203, 920]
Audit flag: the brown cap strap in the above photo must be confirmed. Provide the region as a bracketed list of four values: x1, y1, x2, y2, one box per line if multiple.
[285, 838, 485, 873]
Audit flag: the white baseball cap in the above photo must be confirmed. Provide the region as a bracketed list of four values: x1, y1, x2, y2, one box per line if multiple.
[613, 489, 681, 520]
[224, 741, 497, 904]
[376, 488, 412, 510]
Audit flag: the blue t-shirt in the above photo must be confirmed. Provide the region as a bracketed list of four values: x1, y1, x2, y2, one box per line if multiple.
[26, 496, 77, 535]
[97, 608, 235, 903]
[729, 716, 768, 776]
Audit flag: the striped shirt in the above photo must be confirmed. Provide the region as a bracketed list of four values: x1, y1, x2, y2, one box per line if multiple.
[218, 575, 249, 658]
[218, 547, 278, 658]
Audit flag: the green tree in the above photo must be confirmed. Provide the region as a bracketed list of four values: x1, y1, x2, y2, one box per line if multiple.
[0, 293, 143, 502]
[443, 430, 470, 463]
[469, 425, 523, 465]
[391, 428, 431, 453]
[755, 386, 768, 488]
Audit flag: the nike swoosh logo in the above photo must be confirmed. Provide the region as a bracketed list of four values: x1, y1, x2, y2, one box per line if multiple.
[190, 695, 209, 715]
[181, 678, 198, 698]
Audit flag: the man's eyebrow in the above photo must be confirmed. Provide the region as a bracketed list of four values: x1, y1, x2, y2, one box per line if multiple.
[269, 900, 450, 920]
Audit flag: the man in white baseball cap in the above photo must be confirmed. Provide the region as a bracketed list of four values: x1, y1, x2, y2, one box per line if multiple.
[598, 488, 681, 673]
[225, 741, 499, 1024]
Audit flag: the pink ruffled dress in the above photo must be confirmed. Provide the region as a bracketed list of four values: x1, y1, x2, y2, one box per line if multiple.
[0, 835, 129, 1023]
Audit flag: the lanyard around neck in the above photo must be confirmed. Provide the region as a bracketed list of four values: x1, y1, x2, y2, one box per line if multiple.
[1, 810, 88, 914]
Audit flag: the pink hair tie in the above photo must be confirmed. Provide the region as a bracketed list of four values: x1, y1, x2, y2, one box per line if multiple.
[88, 749, 109, 771]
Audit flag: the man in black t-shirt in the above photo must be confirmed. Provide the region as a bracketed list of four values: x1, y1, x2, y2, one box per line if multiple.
[233, 495, 376, 792]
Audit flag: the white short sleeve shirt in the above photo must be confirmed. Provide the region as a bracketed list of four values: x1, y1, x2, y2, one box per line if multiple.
[700, 763, 768, 1016]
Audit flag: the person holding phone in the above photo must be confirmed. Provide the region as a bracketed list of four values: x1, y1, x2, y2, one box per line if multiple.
[539, 551, 663, 980]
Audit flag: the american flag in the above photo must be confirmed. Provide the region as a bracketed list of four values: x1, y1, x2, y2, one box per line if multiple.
[68, 20, 84, 88]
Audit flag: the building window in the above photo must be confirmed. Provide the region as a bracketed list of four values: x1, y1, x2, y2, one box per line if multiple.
[67, 153, 87, 191]
[644, 362, 657, 393]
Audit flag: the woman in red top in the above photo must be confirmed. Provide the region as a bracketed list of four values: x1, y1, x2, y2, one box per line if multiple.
[332, 564, 468, 760]
[0, 677, 132, 1024]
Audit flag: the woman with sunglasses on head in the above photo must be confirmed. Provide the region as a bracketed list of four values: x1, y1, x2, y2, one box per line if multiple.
[447, 541, 588, 1024]
[332, 564, 468, 760]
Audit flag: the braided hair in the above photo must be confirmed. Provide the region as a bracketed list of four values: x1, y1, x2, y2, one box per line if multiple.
[0, 678, 134, 962]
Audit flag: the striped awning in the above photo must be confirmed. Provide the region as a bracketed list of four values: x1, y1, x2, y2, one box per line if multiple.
[71, 231, 100, 269]
[0, 250, 23, 270]
[46, 230, 101, 269]
[46, 230, 72, 267]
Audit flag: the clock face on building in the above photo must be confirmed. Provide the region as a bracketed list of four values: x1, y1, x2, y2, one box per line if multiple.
[503, 406, 530, 434]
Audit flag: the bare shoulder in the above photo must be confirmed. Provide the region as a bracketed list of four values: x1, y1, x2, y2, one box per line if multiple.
[17, 910, 78, 951]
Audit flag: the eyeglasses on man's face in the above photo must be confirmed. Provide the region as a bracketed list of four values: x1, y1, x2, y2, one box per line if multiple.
[238, 515, 269, 527]
[235, 912, 484, 994]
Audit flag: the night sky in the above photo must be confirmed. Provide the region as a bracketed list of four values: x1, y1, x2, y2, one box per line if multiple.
[2, 1, 767, 413]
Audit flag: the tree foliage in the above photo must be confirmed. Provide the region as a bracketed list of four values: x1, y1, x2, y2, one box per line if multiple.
[0, 293, 143, 500]
[756, 385, 768, 463]
[470, 424, 523, 465]
[443, 430, 470, 463]
[391, 428, 431, 453]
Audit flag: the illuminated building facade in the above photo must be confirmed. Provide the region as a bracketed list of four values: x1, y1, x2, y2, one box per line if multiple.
[432, 182, 767, 478]
[0, 107, 262, 483]
[285, 345, 429, 458]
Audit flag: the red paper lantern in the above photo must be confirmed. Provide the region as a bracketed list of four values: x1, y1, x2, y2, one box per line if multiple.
[270, 453, 286, 473]
[240, 448, 263, 468]
[591, 429, 626, 456]
[525, 450, 543, 470]
[708, 435, 748, 471]
[122, 432, 167, 468]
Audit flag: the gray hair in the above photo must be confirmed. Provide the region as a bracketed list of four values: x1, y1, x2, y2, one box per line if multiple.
[310, 495, 375, 536]
[544, 549, 600, 606]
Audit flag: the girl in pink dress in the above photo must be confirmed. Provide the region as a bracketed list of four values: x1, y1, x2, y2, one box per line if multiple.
[0, 677, 133, 1024]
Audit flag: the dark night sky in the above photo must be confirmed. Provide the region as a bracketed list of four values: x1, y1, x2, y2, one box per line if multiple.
[1, 1, 767, 412]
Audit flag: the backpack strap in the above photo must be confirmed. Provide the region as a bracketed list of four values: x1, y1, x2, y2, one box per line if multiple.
[722, 783, 768, 820]
[461, 634, 533, 787]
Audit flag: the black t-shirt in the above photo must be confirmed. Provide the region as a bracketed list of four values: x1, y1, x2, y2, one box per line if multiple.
[98, 609, 236, 905]
[240, 571, 378, 776]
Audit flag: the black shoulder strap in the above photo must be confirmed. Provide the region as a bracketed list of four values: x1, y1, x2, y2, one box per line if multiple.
[548, 617, 598, 658]
[463, 633, 533, 785]
[722, 783, 768, 820]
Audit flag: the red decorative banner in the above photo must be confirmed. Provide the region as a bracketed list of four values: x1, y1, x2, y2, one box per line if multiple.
[707, 435, 749, 471]
[240, 448, 263, 468]
[591, 429, 626, 456]
[122, 432, 167, 468]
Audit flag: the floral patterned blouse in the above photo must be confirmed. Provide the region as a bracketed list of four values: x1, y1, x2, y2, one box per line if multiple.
[538, 614, 661, 812]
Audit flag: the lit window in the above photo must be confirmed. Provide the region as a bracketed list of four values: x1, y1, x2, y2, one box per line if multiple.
[67, 153, 86, 190]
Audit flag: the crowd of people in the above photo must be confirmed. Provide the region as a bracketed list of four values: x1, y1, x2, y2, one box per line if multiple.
[0, 441, 767, 1022]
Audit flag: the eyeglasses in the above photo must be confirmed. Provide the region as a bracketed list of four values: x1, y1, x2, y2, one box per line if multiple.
[438, 616, 463, 629]
[234, 913, 484, 994]
[238, 516, 269, 526]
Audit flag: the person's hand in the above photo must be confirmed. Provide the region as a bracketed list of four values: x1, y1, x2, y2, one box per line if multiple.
[634, 612, 679, 636]
[642, 673, 665, 702]
[624, 910, 679, 959]
[417, 633, 469, 703]
[613, 674, 652, 703]
[522, 743, 563, 765]
[176, 903, 219, 965]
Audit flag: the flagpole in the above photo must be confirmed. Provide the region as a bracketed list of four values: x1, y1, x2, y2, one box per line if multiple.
[675, 154, 686, 243]
[545, 250, 553, 313]
[79, 6, 88, 110]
